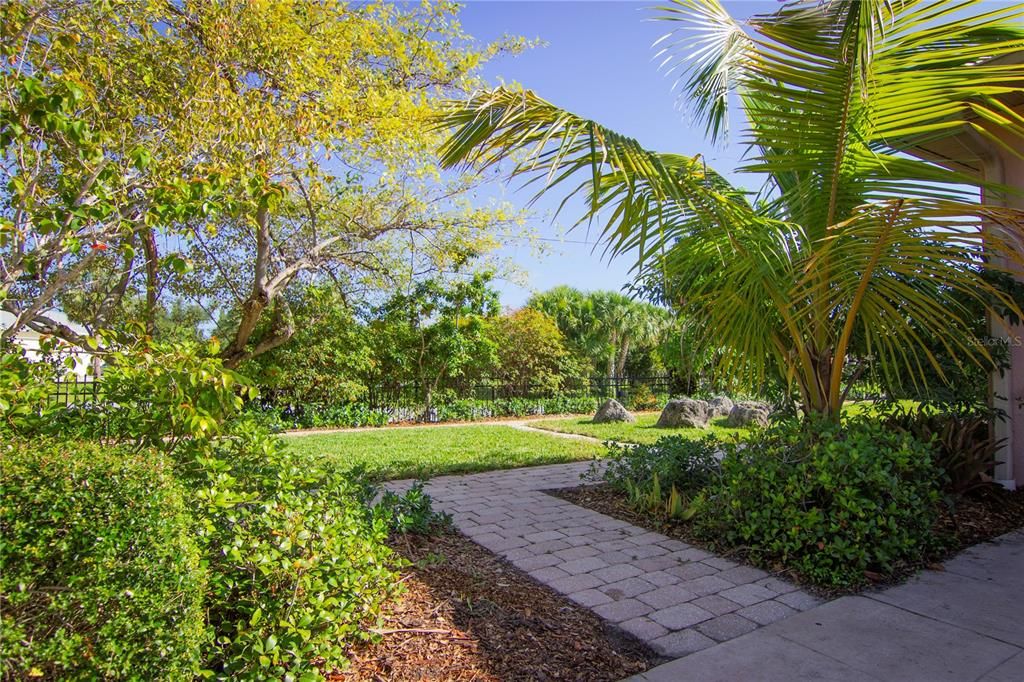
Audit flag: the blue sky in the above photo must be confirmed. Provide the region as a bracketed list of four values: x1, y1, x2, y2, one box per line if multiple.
[455, 0, 769, 307]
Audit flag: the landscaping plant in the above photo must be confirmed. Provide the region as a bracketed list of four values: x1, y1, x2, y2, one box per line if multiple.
[439, 0, 1024, 417]
[0, 438, 207, 681]
[696, 417, 943, 587]
[1, 343, 424, 679]
[597, 435, 721, 520]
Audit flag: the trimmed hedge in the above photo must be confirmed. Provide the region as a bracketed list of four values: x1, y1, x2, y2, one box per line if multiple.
[0, 438, 207, 680]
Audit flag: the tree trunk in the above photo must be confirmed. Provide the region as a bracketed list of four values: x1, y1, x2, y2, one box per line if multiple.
[141, 227, 159, 336]
[615, 338, 631, 377]
[222, 205, 272, 367]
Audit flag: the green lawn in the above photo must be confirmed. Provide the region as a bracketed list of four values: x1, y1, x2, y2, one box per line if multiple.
[530, 412, 751, 445]
[285, 424, 603, 481]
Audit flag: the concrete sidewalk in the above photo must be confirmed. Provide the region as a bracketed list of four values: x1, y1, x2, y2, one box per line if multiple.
[627, 530, 1024, 682]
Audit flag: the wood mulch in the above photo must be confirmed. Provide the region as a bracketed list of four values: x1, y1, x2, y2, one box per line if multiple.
[553, 483, 1024, 598]
[333, 531, 661, 681]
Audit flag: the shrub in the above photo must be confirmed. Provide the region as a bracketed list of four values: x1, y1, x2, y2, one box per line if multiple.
[0, 345, 56, 434]
[0, 438, 207, 680]
[176, 418, 400, 680]
[374, 482, 453, 535]
[629, 384, 659, 411]
[697, 418, 942, 587]
[251, 394, 600, 429]
[597, 435, 721, 519]
[877, 402, 1003, 496]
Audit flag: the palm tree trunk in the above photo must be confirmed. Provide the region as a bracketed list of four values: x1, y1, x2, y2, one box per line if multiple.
[615, 338, 631, 378]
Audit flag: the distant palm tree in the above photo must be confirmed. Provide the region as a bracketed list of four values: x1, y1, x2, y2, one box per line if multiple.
[440, 0, 1024, 418]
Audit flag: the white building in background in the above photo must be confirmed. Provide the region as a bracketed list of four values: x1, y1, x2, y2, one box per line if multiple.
[0, 310, 97, 378]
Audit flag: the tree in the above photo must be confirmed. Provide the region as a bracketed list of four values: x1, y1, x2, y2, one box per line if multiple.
[2, 1, 525, 363]
[239, 285, 372, 406]
[493, 308, 585, 394]
[528, 286, 670, 378]
[370, 273, 500, 406]
[440, 0, 1024, 418]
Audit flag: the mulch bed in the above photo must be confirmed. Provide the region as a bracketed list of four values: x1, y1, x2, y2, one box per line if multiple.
[553, 483, 1024, 597]
[334, 531, 661, 681]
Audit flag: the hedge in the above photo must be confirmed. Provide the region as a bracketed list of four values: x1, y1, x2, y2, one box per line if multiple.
[0, 438, 207, 680]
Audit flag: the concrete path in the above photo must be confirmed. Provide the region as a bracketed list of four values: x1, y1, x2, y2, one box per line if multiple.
[628, 530, 1024, 682]
[386, 462, 822, 658]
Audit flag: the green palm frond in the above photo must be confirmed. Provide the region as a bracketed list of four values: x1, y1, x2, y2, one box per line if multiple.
[437, 86, 755, 263]
[438, 0, 1024, 415]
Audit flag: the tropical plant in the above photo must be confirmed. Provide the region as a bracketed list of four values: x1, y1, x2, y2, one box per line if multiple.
[440, 0, 1024, 418]
[493, 307, 586, 393]
[528, 286, 671, 379]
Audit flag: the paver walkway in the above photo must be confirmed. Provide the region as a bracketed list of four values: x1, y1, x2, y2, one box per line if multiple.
[628, 529, 1024, 681]
[386, 461, 822, 658]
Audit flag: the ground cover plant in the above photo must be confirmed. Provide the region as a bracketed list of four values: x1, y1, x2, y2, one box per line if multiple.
[531, 412, 746, 445]
[695, 418, 943, 587]
[569, 402, 1023, 590]
[285, 424, 603, 481]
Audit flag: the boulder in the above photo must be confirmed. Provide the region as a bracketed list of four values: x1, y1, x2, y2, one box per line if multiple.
[707, 396, 735, 418]
[727, 401, 771, 428]
[656, 398, 710, 428]
[593, 399, 635, 423]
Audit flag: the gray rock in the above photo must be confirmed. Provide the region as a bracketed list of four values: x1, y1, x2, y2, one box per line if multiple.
[707, 396, 735, 418]
[727, 401, 771, 427]
[593, 398, 635, 423]
[656, 398, 710, 428]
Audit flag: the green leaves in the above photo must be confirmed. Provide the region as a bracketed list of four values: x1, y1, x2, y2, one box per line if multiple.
[697, 417, 942, 586]
[438, 0, 1024, 416]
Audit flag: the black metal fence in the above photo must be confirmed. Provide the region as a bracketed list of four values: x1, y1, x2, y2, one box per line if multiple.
[49, 373, 674, 414]
[362, 374, 673, 410]
[50, 375, 103, 407]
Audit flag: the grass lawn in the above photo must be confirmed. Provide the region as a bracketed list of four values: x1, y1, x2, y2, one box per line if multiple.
[532, 400, 921, 445]
[285, 424, 604, 481]
[530, 413, 751, 445]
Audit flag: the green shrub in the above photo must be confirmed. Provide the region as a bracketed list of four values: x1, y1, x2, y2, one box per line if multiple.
[876, 402, 1002, 496]
[629, 384, 660, 411]
[697, 418, 942, 587]
[0, 345, 56, 434]
[0, 438, 207, 681]
[252, 394, 600, 429]
[597, 435, 721, 519]
[374, 482, 453, 535]
[176, 419, 400, 680]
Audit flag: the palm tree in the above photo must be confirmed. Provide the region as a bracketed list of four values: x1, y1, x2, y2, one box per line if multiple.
[439, 0, 1024, 419]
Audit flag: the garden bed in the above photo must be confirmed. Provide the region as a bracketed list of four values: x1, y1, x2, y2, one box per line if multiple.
[337, 530, 660, 681]
[553, 483, 1024, 597]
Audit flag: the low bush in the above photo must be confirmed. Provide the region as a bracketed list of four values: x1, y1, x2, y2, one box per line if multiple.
[5, 343, 412, 679]
[629, 384, 660, 411]
[696, 418, 943, 587]
[173, 418, 401, 680]
[597, 435, 721, 519]
[0, 438, 207, 681]
[876, 402, 1003, 496]
[252, 395, 601, 429]
[374, 482, 453, 535]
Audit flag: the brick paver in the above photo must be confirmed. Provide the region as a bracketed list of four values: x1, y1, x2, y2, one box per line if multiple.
[385, 461, 821, 659]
